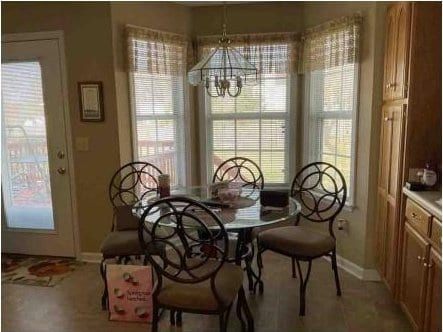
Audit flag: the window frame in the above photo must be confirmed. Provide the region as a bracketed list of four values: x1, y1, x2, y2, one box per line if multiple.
[128, 58, 191, 189]
[302, 62, 360, 208]
[199, 71, 297, 189]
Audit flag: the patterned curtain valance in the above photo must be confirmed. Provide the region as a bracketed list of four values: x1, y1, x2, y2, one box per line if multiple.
[301, 14, 363, 73]
[195, 32, 301, 75]
[126, 25, 193, 75]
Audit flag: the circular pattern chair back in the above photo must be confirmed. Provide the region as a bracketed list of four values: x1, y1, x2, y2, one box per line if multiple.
[139, 196, 229, 287]
[212, 157, 264, 190]
[108, 161, 163, 208]
[291, 162, 347, 237]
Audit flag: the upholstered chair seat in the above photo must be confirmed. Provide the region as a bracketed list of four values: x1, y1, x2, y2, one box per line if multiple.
[158, 261, 244, 312]
[258, 226, 335, 258]
[100, 230, 142, 257]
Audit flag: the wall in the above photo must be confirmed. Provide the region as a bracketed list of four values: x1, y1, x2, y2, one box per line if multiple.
[2, 2, 120, 253]
[2, 2, 388, 269]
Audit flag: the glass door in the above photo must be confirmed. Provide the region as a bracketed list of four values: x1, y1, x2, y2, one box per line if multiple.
[2, 35, 76, 257]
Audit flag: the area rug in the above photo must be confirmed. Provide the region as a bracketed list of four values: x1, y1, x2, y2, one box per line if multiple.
[1, 254, 83, 287]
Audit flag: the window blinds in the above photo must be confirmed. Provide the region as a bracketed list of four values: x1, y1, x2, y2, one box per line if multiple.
[303, 15, 362, 204]
[204, 40, 294, 185]
[127, 26, 188, 187]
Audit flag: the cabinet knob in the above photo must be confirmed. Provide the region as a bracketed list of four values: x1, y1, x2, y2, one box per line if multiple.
[423, 262, 434, 268]
[411, 212, 417, 218]
[384, 117, 393, 122]
[417, 255, 423, 261]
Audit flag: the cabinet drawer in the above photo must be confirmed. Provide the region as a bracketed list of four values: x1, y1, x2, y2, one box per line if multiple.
[405, 199, 431, 236]
[430, 218, 442, 251]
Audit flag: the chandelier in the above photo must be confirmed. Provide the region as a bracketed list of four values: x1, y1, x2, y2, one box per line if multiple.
[187, 6, 259, 98]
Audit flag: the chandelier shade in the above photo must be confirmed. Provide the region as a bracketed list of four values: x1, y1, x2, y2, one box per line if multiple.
[187, 5, 259, 97]
[188, 42, 259, 97]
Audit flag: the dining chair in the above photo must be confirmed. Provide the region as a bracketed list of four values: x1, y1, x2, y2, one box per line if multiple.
[212, 156, 264, 291]
[256, 162, 347, 316]
[139, 196, 254, 332]
[212, 157, 264, 190]
[99, 161, 164, 310]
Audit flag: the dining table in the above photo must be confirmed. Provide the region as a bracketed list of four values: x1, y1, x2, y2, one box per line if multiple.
[132, 186, 301, 292]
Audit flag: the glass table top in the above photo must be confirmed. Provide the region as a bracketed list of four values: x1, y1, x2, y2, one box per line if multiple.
[133, 187, 301, 230]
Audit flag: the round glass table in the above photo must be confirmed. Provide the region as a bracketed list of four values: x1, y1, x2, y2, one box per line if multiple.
[132, 186, 301, 292]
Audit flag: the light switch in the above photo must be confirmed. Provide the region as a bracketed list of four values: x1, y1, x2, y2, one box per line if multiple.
[75, 137, 90, 151]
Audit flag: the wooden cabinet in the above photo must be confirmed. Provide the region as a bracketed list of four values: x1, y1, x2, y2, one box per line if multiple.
[383, 3, 411, 101]
[377, 104, 406, 290]
[399, 198, 442, 332]
[400, 223, 429, 331]
[376, 2, 441, 301]
[423, 249, 442, 332]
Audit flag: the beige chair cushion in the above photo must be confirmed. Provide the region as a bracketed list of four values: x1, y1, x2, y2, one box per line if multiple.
[114, 205, 139, 231]
[157, 262, 244, 311]
[251, 217, 295, 239]
[258, 226, 335, 258]
[100, 230, 143, 257]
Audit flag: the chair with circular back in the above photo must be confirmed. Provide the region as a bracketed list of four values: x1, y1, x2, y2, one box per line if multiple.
[256, 162, 347, 316]
[212, 156, 264, 292]
[139, 196, 254, 332]
[99, 161, 164, 310]
[212, 157, 264, 190]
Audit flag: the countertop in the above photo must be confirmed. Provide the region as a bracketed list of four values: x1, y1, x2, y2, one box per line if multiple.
[403, 187, 442, 220]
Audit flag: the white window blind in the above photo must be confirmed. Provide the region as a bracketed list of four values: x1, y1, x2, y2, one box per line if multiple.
[303, 16, 361, 204]
[128, 28, 188, 187]
[204, 43, 291, 186]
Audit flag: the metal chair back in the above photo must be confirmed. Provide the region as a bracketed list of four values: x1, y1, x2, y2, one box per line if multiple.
[139, 196, 229, 285]
[108, 161, 163, 208]
[291, 162, 347, 237]
[212, 157, 264, 189]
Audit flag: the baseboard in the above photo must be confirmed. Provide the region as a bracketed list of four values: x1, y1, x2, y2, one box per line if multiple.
[323, 255, 381, 281]
[82, 251, 380, 281]
[81, 252, 102, 263]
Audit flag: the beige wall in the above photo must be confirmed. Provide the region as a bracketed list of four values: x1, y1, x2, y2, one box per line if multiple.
[2, 2, 120, 253]
[2, 1, 387, 269]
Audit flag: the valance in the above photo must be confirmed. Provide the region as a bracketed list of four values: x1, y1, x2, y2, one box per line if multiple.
[195, 32, 301, 75]
[301, 14, 363, 73]
[126, 25, 193, 75]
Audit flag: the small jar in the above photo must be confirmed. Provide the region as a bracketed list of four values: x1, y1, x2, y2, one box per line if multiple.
[158, 174, 170, 198]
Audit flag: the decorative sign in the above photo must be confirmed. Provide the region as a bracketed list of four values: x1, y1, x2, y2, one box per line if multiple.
[78, 81, 104, 122]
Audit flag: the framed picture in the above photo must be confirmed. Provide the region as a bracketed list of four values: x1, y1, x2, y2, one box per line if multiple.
[78, 81, 104, 122]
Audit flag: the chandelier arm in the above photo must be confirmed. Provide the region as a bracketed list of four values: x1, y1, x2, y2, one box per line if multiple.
[227, 86, 241, 98]
[206, 88, 220, 98]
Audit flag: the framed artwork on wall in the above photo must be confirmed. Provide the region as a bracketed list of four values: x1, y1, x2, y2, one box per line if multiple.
[78, 81, 104, 122]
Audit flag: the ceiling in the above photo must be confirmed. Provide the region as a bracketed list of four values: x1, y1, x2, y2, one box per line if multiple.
[174, 1, 263, 7]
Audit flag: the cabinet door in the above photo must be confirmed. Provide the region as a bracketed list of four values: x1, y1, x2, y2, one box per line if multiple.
[376, 104, 405, 285]
[386, 104, 405, 203]
[391, 2, 411, 100]
[423, 249, 442, 332]
[383, 5, 397, 101]
[400, 223, 430, 330]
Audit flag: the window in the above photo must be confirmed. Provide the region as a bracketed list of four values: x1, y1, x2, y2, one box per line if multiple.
[303, 16, 361, 204]
[127, 27, 189, 187]
[202, 40, 297, 186]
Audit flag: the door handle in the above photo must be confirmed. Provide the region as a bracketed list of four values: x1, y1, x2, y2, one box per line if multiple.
[57, 167, 66, 175]
[57, 151, 65, 159]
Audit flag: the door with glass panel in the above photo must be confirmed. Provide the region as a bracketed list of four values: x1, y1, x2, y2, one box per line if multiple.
[1, 36, 76, 257]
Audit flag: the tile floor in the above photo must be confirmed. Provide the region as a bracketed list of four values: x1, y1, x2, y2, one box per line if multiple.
[1, 252, 412, 332]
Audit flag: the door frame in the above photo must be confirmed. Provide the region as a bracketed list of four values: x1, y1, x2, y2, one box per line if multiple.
[2, 31, 80, 259]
